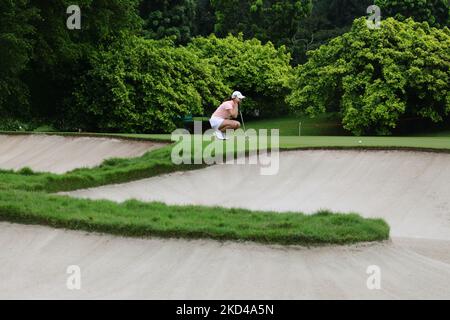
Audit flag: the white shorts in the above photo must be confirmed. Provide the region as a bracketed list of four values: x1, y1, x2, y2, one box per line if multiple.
[209, 116, 225, 130]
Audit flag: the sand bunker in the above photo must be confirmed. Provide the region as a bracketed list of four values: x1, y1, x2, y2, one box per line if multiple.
[0, 134, 164, 173]
[1, 222, 449, 299]
[65, 150, 450, 241]
[2, 147, 450, 299]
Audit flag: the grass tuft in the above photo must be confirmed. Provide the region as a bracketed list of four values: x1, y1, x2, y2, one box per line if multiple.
[0, 190, 390, 245]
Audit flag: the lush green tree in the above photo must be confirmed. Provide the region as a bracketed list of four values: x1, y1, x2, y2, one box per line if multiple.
[140, 0, 197, 44]
[23, 0, 142, 123]
[375, 0, 450, 27]
[211, 1, 311, 60]
[287, 18, 450, 135]
[327, 0, 372, 27]
[292, 0, 374, 63]
[188, 34, 293, 118]
[210, 0, 376, 64]
[194, 0, 216, 37]
[212, 0, 312, 39]
[69, 36, 229, 133]
[0, 0, 38, 118]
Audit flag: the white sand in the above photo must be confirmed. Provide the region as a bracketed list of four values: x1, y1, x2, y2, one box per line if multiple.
[0, 222, 449, 299]
[2, 144, 450, 299]
[65, 150, 450, 241]
[0, 134, 164, 173]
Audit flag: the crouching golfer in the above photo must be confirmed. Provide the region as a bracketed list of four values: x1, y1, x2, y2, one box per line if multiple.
[209, 91, 245, 140]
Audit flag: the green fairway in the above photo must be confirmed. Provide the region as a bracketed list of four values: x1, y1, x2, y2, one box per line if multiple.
[278, 136, 450, 150]
[245, 113, 349, 136]
[110, 133, 450, 151]
[30, 132, 449, 150]
[245, 115, 450, 138]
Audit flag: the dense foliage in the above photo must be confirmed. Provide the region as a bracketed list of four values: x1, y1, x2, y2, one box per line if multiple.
[0, 0, 38, 118]
[211, 0, 312, 43]
[210, 0, 376, 64]
[1, 0, 449, 134]
[188, 34, 293, 117]
[70, 36, 229, 132]
[375, 0, 450, 27]
[137, 0, 375, 63]
[139, 0, 197, 44]
[0, 0, 142, 124]
[287, 18, 450, 135]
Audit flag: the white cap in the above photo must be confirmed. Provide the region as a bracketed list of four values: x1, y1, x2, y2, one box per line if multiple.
[231, 91, 246, 100]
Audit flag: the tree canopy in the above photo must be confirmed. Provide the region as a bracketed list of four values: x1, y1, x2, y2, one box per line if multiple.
[287, 18, 450, 135]
[375, 0, 450, 27]
[0, 0, 38, 118]
[1, 0, 449, 134]
[188, 34, 293, 117]
[70, 36, 229, 133]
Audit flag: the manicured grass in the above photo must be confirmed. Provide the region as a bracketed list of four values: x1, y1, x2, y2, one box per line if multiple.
[278, 136, 450, 150]
[4, 129, 450, 150]
[0, 145, 205, 192]
[0, 189, 390, 245]
[111, 133, 450, 151]
[244, 113, 450, 138]
[245, 113, 348, 136]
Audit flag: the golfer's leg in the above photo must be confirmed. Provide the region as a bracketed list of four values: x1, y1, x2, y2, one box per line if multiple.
[219, 120, 240, 132]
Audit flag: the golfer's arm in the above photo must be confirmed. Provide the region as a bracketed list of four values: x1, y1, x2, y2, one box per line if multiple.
[230, 106, 238, 118]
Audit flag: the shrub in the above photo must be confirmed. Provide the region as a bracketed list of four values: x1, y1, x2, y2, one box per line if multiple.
[287, 18, 450, 135]
[375, 0, 450, 28]
[69, 35, 229, 133]
[188, 34, 293, 118]
[0, 119, 31, 131]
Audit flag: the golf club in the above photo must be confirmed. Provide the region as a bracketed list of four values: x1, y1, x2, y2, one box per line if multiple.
[239, 109, 246, 132]
[239, 107, 249, 140]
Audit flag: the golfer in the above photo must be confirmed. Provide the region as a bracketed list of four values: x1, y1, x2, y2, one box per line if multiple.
[209, 91, 245, 140]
